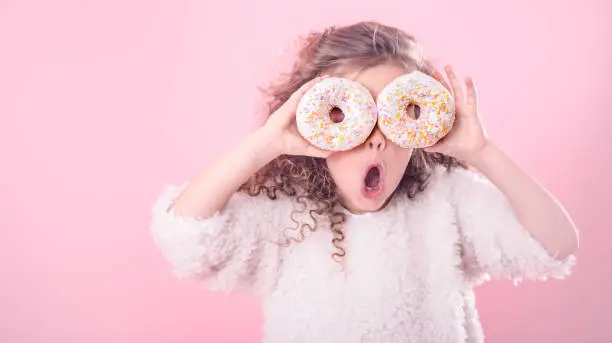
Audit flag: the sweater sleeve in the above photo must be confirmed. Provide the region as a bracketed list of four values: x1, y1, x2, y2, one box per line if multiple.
[149, 182, 289, 295]
[450, 168, 577, 285]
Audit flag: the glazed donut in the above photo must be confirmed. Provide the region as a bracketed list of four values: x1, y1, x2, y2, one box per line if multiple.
[376, 71, 455, 148]
[296, 77, 378, 152]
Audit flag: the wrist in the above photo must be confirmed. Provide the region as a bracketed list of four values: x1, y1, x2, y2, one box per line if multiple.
[463, 140, 498, 170]
[247, 127, 283, 165]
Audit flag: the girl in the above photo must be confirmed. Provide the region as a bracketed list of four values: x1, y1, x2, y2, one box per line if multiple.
[150, 21, 579, 343]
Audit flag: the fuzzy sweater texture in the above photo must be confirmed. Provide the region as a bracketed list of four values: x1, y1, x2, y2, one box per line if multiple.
[149, 166, 576, 343]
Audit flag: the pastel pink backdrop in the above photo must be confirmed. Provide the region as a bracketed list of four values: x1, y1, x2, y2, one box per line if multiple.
[1, 0, 610, 342]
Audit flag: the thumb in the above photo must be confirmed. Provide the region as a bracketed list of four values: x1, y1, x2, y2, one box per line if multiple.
[305, 145, 332, 158]
[424, 139, 446, 154]
[423, 145, 439, 153]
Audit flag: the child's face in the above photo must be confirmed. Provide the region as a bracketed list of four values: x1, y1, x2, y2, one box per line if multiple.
[326, 63, 415, 214]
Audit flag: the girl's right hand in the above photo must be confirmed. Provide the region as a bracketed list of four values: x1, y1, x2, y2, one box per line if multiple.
[261, 75, 331, 159]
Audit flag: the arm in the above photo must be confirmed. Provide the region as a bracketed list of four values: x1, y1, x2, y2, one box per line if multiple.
[428, 65, 578, 283]
[150, 75, 330, 293]
[169, 128, 280, 219]
[466, 141, 579, 259]
[171, 74, 331, 219]
[149, 129, 286, 293]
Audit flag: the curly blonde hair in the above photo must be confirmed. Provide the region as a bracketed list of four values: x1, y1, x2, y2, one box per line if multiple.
[240, 21, 466, 261]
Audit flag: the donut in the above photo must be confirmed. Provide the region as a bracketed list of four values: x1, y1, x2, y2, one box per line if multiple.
[376, 71, 455, 148]
[296, 77, 378, 151]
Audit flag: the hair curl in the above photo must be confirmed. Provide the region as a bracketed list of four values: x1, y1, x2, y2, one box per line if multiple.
[240, 21, 466, 262]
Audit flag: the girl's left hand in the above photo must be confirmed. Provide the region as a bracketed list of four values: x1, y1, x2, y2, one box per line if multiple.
[425, 65, 489, 162]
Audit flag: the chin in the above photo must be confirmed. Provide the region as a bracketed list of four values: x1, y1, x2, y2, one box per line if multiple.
[346, 192, 392, 214]
[336, 161, 401, 214]
[357, 197, 387, 212]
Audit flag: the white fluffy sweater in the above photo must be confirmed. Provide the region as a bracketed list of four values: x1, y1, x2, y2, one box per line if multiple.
[149, 166, 576, 343]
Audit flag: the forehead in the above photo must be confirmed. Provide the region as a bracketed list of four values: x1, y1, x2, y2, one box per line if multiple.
[338, 63, 416, 98]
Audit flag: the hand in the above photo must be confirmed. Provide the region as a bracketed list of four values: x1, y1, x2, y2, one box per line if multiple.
[260, 75, 332, 158]
[426, 65, 489, 162]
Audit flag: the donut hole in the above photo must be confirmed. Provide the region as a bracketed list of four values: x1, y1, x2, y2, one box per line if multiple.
[329, 107, 345, 123]
[405, 103, 421, 120]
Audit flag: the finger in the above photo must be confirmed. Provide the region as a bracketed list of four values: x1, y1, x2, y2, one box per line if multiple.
[424, 140, 444, 153]
[430, 68, 452, 93]
[444, 65, 465, 103]
[465, 76, 478, 112]
[304, 141, 332, 158]
[307, 146, 332, 158]
[424, 131, 453, 153]
[424, 145, 442, 154]
[423, 61, 451, 92]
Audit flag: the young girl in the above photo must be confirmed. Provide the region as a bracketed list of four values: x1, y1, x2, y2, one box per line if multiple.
[150, 21, 579, 343]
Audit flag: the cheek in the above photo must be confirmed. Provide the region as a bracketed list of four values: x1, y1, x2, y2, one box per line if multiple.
[388, 147, 413, 178]
[326, 153, 360, 184]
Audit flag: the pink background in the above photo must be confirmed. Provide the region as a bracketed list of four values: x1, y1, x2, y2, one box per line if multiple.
[1, 0, 610, 342]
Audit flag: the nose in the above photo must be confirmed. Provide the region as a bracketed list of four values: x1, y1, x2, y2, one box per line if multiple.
[365, 127, 386, 151]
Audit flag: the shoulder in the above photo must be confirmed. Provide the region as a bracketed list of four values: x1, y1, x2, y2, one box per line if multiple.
[230, 188, 296, 218]
[418, 164, 475, 196]
[404, 164, 493, 210]
[425, 163, 507, 214]
[427, 164, 491, 193]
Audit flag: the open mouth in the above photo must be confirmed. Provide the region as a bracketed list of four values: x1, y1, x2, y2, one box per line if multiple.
[362, 164, 383, 199]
